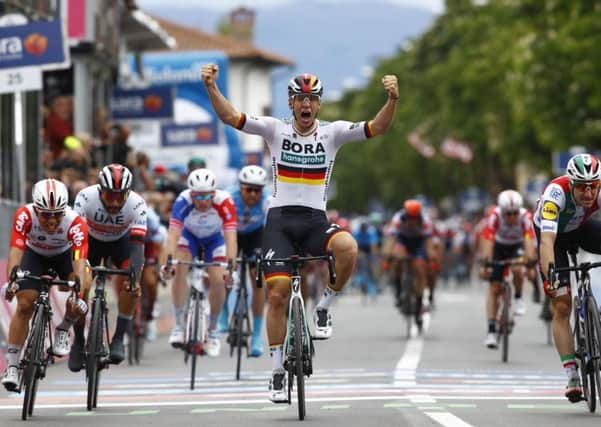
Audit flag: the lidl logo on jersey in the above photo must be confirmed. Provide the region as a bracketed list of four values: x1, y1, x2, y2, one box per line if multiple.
[281, 139, 325, 165]
[541, 201, 559, 220]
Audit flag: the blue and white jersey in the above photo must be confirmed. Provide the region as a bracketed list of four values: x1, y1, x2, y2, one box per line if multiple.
[227, 186, 270, 235]
[145, 207, 167, 244]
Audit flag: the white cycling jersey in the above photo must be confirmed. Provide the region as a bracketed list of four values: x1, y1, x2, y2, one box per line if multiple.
[235, 115, 373, 211]
[73, 185, 147, 242]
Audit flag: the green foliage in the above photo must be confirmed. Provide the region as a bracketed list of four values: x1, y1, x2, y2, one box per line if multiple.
[323, 0, 601, 212]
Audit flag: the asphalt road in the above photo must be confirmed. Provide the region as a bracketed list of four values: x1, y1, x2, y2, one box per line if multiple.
[1, 277, 600, 426]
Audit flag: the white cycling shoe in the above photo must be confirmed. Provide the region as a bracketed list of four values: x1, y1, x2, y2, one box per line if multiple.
[268, 368, 288, 403]
[484, 332, 498, 349]
[313, 308, 332, 340]
[1, 366, 20, 392]
[205, 333, 221, 357]
[53, 328, 70, 356]
[513, 298, 527, 316]
[169, 325, 184, 348]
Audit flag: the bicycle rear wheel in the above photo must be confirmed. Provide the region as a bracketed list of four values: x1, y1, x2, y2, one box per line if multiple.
[501, 284, 511, 363]
[188, 295, 200, 390]
[586, 296, 601, 411]
[234, 297, 244, 380]
[87, 300, 104, 411]
[22, 307, 44, 420]
[292, 297, 306, 420]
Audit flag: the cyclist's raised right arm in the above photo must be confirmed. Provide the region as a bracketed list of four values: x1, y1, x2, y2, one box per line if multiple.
[202, 63, 241, 128]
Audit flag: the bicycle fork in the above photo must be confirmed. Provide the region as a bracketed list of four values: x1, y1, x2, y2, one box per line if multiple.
[284, 275, 312, 376]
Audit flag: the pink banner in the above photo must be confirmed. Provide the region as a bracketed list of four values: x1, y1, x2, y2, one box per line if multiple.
[67, 0, 86, 40]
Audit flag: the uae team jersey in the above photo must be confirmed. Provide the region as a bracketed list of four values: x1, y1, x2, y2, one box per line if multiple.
[169, 189, 237, 239]
[10, 204, 89, 259]
[533, 175, 601, 234]
[481, 206, 535, 245]
[235, 115, 373, 211]
[73, 185, 147, 242]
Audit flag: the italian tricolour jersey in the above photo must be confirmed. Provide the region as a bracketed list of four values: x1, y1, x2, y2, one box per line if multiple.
[73, 185, 147, 242]
[10, 204, 89, 258]
[235, 115, 373, 211]
[533, 175, 601, 234]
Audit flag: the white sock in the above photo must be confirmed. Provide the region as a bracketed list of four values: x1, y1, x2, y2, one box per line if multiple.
[174, 305, 186, 327]
[270, 345, 283, 371]
[316, 286, 338, 310]
[6, 345, 21, 367]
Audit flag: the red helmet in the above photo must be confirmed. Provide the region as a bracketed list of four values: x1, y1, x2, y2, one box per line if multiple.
[404, 199, 422, 218]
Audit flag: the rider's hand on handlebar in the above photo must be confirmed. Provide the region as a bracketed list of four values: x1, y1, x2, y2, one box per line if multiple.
[160, 264, 175, 281]
[2, 281, 18, 302]
[70, 295, 88, 316]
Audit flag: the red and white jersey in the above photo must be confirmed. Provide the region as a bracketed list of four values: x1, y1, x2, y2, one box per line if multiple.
[169, 189, 237, 239]
[10, 204, 89, 258]
[481, 206, 535, 245]
[73, 185, 147, 242]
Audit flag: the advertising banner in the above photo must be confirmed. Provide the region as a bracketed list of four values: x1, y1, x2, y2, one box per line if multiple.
[111, 87, 174, 120]
[160, 122, 218, 147]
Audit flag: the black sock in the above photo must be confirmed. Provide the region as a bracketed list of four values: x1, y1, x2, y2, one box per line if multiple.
[488, 320, 496, 333]
[74, 321, 85, 345]
[113, 315, 131, 341]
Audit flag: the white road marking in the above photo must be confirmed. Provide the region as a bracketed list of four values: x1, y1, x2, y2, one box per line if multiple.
[425, 411, 475, 427]
[394, 337, 424, 387]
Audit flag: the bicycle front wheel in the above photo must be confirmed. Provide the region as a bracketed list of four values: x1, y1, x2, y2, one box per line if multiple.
[574, 297, 593, 411]
[501, 284, 511, 363]
[22, 307, 45, 420]
[87, 300, 104, 411]
[292, 297, 306, 420]
[187, 295, 200, 390]
[586, 296, 601, 411]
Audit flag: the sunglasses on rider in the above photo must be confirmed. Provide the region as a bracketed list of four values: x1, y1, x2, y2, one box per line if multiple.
[192, 193, 212, 201]
[573, 181, 601, 192]
[37, 210, 65, 219]
[243, 186, 262, 195]
[291, 94, 320, 103]
[101, 191, 128, 203]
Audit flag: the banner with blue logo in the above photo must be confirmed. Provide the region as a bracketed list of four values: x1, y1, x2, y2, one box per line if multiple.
[128, 51, 241, 169]
[161, 122, 218, 147]
[0, 20, 69, 70]
[111, 87, 174, 120]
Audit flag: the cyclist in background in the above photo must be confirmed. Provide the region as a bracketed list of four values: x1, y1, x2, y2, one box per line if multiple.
[479, 190, 537, 349]
[220, 165, 270, 357]
[534, 153, 601, 402]
[352, 220, 379, 297]
[65, 164, 147, 370]
[201, 62, 397, 402]
[1, 179, 89, 391]
[161, 168, 237, 358]
[388, 199, 438, 331]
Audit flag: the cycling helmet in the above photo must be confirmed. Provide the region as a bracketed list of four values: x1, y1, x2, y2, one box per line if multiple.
[187, 168, 216, 192]
[566, 153, 601, 183]
[32, 178, 69, 212]
[98, 164, 133, 192]
[238, 165, 268, 186]
[288, 74, 323, 97]
[497, 190, 523, 211]
[404, 199, 422, 217]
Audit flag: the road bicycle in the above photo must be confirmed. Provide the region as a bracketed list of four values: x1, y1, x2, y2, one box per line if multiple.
[550, 250, 601, 411]
[85, 263, 135, 411]
[227, 251, 262, 380]
[396, 256, 418, 338]
[256, 250, 336, 421]
[164, 255, 231, 390]
[9, 267, 80, 420]
[483, 258, 532, 363]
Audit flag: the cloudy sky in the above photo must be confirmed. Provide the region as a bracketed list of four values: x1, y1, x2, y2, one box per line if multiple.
[137, 0, 444, 14]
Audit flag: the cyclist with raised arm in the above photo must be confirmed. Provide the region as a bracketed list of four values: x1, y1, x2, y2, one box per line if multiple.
[1, 179, 89, 391]
[388, 199, 438, 331]
[60, 164, 147, 370]
[161, 168, 237, 358]
[220, 165, 270, 357]
[202, 63, 397, 402]
[535, 153, 601, 402]
[479, 190, 537, 349]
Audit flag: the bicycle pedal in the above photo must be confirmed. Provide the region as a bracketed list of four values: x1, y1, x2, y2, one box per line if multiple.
[311, 335, 328, 341]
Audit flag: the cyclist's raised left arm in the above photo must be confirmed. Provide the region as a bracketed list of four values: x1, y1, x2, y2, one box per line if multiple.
[369, 74, 398, 136]
[202, 63, 241, 127]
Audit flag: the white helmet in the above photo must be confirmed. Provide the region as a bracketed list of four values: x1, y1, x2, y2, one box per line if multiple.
[32, 179, 69, 212]
[98, 163, 133, 193]
[187, 168, 216, 192]
[566, 153, 601, 183]
[497, 190, 523, 212]
[238, 165, 268, 186]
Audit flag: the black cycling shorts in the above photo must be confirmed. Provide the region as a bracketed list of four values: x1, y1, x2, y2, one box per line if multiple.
[238, 227, 263, 262]
[88, 234, 130, 269]
[489, 242, 523, 282]
[535, 220, 601, 286]
[18, 247, 73, 291]
[262, 206, 343, 277]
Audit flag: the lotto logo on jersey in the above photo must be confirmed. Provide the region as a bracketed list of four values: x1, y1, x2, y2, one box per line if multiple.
[69, 223, 85, 247]
[15, 210, 29, 233]
[541, 201, 559, 220]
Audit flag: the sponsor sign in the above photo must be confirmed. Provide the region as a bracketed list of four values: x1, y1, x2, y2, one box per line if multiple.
[160, 122, 218, 147]
[541, 201, 559, 220]
[111, 87, 174, 120]
[0, 20, 69, 70]
[0, 66, 41, 94]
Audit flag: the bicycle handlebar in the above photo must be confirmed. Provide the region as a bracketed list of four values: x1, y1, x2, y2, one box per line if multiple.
[255, 249, 337, 288]
[165, 254, 232, 270]
[10, 266, 81, 296]
[86, 261, 136, 292]
[550, 261, 601, 281]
